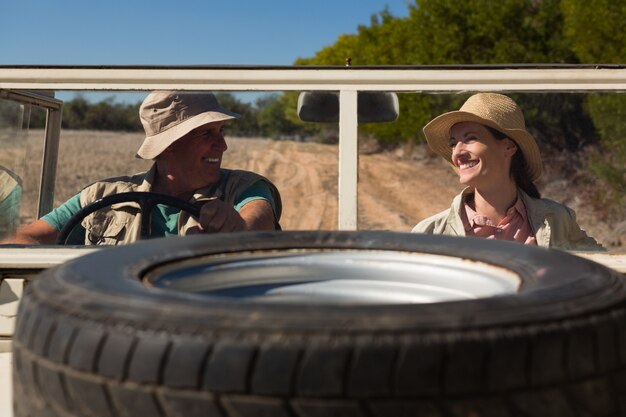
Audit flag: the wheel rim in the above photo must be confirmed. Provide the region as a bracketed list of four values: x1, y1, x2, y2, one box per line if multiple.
[145, 250, 521, 305]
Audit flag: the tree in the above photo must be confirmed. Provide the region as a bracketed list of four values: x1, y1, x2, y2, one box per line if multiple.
[295, 8, 430, 145]
[0, 100, 23, 128]
[561, 0, 626, 212]
[215, 93, 260, 137]
[397, 0, 595, 152]
[408, 0, 576, 64]
[256, 94, 302, 139]
[296, 0, 592, 150]
[63, 96, 90, 129]
[561, 0, 626, 64]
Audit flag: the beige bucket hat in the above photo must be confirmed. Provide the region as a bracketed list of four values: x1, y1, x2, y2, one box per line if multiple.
[136, 91, 240, 159]
[423, 93, 543, 182]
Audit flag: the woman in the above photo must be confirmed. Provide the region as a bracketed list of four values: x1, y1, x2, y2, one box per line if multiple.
[412, 92, 603, 251]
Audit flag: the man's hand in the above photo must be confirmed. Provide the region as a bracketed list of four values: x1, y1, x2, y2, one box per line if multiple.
[198, 199, 246, 233]
[197, 198, 276, 233]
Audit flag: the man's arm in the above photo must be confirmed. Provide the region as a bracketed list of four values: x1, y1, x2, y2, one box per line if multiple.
[3, 219, 59, 244]
[1, 194, 81, 245]
[198, 199, 275, 233]
[238, 199, 276, 230]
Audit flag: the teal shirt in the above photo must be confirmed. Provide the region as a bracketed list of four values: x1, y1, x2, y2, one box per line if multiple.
[0, 185, 22, 235]
[42, 181, 276, 241]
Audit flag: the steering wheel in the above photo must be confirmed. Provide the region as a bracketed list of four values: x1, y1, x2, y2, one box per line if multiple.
[57, 191, 202, 245]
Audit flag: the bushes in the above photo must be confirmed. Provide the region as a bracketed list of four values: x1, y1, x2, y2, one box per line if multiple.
[28, 96, 142, 131]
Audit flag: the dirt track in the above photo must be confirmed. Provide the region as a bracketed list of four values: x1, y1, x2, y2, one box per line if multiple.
[25, 132, 460, 232]
[22, 131, 618, 246]
[226, 138, 623, 246]
[223, 137, 462, 231]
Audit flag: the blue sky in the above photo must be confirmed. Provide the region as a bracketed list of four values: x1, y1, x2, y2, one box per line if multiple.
[1, 0, 411, 66]
[1, 0, 411, 103]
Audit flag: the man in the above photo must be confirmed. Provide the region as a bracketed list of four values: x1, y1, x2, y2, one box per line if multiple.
[7, 91, 281, 245]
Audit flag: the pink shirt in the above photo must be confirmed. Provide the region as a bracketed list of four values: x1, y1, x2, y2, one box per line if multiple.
[462, 195, 537, 245]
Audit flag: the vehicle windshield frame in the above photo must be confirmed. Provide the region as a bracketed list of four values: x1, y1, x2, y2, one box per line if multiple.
[1, 64, 625, 249]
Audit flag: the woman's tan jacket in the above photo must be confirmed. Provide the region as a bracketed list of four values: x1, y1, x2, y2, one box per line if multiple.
[411, 188, 603, 251]
[79, 164, 281, 245]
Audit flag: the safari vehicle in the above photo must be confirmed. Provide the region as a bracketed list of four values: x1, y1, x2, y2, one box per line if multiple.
[1, 65, 626, 417]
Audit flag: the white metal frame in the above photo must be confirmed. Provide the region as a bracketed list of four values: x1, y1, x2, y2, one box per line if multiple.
[0, 90, 63, 217]
[1, 65, 625, 230]
[2, 65, 626, 417]
[2, 66, 626, 90]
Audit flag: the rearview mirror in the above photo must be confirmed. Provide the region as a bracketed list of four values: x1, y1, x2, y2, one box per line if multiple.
[297, 92, 399, 124]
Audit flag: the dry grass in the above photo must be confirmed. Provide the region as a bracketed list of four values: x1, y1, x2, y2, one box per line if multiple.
[18, 130, 151, 222]
[11, 129, 624, 248]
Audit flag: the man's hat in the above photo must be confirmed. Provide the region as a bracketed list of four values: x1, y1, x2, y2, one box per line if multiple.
[136, 91, 239, 160]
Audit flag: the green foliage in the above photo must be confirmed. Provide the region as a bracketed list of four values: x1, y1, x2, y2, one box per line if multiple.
[583, 94, 626, 211]
[362, 94, 432, 145]
[5, 0, 624, 213]
[423, 0, 584, 140]
[63, 96, 90, 129]
[28, 106, 49, 128]
[511, 93, 598, 151]
[560, 1, 626, 211]
[295, 0, 594, 148]
[295, 9, 433, 145]
[561, 0, 626, 63]
[296, 9, 414, 66]
[0, 100, 23, 128]
[23, 93, 273, 138]
[26, 95, 142, 131]
[215, 93, 260, 137]
[256, 94, 304, 139]
[84, 98, 141, 131]
[584, 95, 626, 165]
[296, 0, 626, 218]
[410, 0, 576, 64]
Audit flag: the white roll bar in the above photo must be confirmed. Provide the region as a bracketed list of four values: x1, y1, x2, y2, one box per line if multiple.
[1, 65, 625, 229]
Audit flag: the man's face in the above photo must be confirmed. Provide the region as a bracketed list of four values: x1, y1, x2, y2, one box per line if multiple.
[164, 121, 228, 186]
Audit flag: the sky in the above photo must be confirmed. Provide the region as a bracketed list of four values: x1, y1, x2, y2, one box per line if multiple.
[1, 0, 411, 103]
[1, 0, 410, 65]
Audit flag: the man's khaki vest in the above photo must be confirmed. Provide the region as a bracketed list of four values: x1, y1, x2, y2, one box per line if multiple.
[78, 165, 281, 245]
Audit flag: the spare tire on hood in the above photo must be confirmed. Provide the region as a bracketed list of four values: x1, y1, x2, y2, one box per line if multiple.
[12, 231, 626, 417]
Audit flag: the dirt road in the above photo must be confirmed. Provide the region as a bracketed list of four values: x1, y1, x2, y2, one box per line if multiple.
[26, 132, 460, 232]
[226, 137, 623, 245]
[24, 131, 618, 246]
[223, 137, 462, 231]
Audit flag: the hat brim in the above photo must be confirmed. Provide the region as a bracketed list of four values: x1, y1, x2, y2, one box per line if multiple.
[423, 110, 543, 182]
[136, 109, 239, 160]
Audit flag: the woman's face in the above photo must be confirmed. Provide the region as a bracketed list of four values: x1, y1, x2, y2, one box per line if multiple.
[449, 122, 517, 189]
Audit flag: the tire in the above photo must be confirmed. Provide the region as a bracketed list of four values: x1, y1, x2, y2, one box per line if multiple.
[12, 231, 626, 417]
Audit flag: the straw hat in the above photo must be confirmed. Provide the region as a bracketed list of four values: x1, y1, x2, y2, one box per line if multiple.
[423, 93, 542, 182]
[136, 91, 239, 159]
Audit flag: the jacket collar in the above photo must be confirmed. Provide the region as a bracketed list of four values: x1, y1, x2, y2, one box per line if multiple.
[443, 187, 472, 236]
[445, 187, 548, 239]
[518, 188, 552, 246]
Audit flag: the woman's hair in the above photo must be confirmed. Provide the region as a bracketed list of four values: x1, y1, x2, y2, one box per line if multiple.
[485, 126, 541, 198]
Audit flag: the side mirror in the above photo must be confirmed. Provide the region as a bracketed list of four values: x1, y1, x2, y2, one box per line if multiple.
[297, 92, 399, 124]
